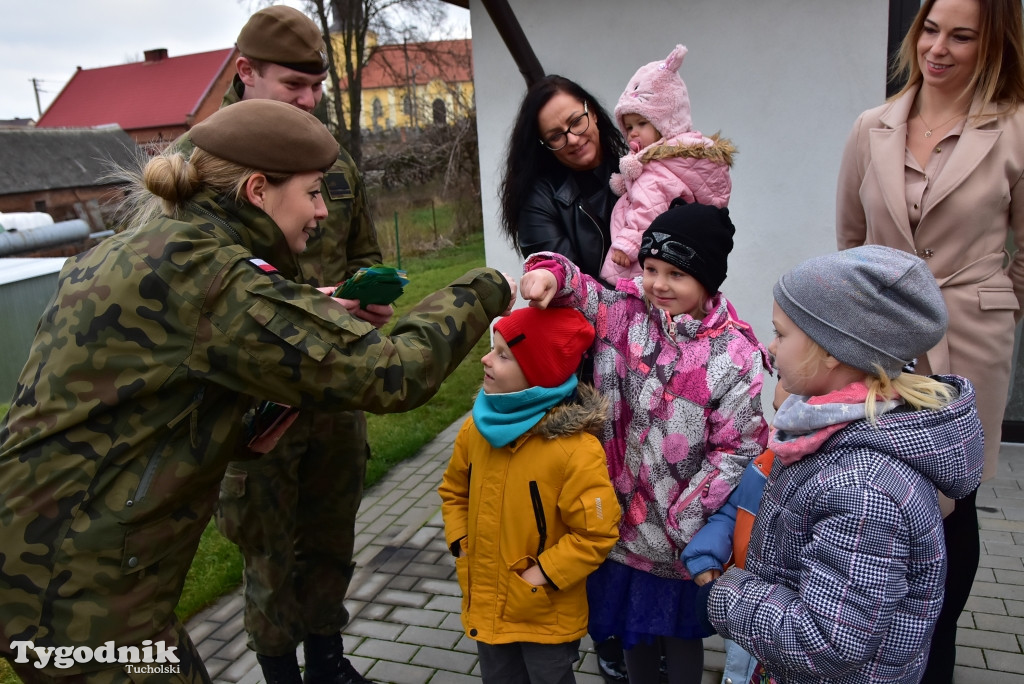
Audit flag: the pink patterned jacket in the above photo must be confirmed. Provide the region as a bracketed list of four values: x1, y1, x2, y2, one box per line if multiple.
[525, 252, 769, 579]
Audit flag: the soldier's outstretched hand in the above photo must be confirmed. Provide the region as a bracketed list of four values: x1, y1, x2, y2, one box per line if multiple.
[498, 272, 518, 317]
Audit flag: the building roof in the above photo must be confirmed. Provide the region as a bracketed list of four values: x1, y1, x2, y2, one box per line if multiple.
[0, 127, 140, 194]
[0, 118, 35, 128]
[37, 48, 236, 131]
[356, 39, 472, 89]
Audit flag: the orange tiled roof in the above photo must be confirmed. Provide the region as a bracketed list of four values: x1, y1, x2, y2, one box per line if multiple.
[353, 39, 471, 90]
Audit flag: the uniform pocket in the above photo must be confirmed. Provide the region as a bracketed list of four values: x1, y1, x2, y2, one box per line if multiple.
[978, 288, 1019, 311]
[219, 465, 247, 499]
[214, 465, 255, 545]
[121, 512, 205, 576]
[246, 299, 333, 362]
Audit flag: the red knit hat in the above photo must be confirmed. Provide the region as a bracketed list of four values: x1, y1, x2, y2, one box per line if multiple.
[493, 307, 595, 388]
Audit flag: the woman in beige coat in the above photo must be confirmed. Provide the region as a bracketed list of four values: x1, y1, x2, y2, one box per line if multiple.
[835, 0, 1024, 680]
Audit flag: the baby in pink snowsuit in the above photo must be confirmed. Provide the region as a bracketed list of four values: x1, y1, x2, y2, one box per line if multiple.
[601, 44, 735, 285]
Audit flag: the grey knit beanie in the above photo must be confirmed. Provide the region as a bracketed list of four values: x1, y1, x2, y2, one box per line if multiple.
[773, 245, 948, 379]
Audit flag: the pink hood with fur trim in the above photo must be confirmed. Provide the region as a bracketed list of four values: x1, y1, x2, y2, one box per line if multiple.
[601, 131, 735, 284]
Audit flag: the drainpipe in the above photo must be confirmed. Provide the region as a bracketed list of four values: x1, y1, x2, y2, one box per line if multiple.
[478, 0, 544, 86]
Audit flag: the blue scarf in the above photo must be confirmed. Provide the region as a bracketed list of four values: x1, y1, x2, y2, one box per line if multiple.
[472, 375, 579, 448]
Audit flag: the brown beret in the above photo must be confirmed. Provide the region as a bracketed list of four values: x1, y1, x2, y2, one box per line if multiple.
[236, 5, 329, 75]
[189, 99, 339, 173]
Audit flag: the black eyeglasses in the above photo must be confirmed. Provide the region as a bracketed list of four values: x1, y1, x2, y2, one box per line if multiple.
[539, 101, 590, 151]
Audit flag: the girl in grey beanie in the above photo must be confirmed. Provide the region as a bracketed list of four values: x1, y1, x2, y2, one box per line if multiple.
[697, 245, 984, 683]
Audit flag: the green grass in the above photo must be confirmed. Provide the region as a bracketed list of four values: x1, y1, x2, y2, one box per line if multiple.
[0, 233, 486, 684]
[365, 232, 487, 484]
[370, 180, 481, 263]
[174, 522, 246, 621]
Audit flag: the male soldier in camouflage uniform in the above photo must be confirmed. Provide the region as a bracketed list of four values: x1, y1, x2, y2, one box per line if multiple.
[0, 99, 514, 683]
[187, 7, 387, 684]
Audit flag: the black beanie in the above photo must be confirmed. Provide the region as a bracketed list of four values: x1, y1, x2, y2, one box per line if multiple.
[638, 199, 735, 294]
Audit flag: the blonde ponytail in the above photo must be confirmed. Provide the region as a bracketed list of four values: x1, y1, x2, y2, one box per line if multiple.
[143, 153, 202, 217]
[864, 366, 956, 423]
[109, 147, 266, 232]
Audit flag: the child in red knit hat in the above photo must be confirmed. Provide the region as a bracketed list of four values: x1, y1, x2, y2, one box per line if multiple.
[439, 306, 621, 683]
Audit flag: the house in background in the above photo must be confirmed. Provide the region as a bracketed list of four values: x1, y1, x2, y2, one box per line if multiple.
[340, 38, 474, 133]
[36, 47, 237, 151]
[0, 118, 35, 129]
[0, 127, 140, 230]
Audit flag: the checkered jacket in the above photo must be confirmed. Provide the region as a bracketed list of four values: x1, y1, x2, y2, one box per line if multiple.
[707, 375, 984, 683]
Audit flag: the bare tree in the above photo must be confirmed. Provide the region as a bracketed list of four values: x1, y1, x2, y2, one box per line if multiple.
[368, 37, 474, 132]
[299, 0, 447, 166]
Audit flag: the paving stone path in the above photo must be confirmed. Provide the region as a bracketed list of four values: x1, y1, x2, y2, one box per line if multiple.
[187, 418, 1024, 683]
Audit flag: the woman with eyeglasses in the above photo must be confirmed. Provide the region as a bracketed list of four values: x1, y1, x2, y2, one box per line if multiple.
[836, 1, 1024, 679]
[499, 76, 630, 682]
[499, 76, 628, 284]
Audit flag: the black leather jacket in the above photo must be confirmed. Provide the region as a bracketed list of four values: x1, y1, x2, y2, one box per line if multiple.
[516, 160, 616, 282]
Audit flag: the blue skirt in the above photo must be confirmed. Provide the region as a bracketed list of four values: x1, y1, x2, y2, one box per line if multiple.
[586, 559, 711, 648]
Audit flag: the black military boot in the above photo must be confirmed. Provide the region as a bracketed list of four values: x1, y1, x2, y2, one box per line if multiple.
[257, 652, 303, 684]
[302, 633, 373, 684]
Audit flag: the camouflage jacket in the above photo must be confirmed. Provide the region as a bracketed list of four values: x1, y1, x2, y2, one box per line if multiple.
[0, 189, 509, 663]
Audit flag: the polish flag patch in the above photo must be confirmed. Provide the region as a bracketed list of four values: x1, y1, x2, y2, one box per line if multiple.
[248, 258, 278, 275]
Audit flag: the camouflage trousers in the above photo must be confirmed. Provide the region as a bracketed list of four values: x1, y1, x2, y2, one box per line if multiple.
[7, 620, 210, 683]
[215, 410, 368, 657]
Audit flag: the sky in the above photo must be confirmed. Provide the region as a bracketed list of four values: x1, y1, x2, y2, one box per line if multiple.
[0, 0, 470, 121]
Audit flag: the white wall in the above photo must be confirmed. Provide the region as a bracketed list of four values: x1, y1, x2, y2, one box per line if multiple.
[470, 0, 891, 388]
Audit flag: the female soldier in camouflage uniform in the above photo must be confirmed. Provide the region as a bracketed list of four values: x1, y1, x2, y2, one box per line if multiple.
[0, 99, 513, 684]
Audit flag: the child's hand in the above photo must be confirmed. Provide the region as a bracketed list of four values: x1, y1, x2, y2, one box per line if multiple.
[693, 569, 721, 586]
[611, 248, 631, 267]
[520, 270, 557, 308]
[520, 564, 548, 586]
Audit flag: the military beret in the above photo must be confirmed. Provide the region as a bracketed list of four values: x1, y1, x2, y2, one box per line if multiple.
[189, 99, 340, 173]
[236, 5, 329, 75]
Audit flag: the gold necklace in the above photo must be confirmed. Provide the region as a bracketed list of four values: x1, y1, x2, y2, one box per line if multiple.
[917, 111, 966, 138]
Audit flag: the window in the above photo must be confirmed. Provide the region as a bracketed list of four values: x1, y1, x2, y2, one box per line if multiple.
[432, 99, 447, 126]
[372, 98, 383, 131]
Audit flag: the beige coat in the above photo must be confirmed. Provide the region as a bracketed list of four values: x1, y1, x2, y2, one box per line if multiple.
[836, 85, 1024, 480]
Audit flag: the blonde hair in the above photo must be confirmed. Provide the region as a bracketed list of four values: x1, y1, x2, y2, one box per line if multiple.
[112, 147, 290, 232]
[794, 338, 955, 423]
[892, 0, 1024, 115]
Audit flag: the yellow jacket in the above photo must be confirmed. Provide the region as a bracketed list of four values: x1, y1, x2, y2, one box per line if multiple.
[439, 384, 620, 644]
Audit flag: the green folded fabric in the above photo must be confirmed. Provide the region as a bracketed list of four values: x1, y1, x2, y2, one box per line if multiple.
[333, 265, 409, 306]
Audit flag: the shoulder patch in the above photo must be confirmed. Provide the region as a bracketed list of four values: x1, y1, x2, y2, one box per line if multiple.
[324, 171, 354, 201]
[248, 258, 279, 275]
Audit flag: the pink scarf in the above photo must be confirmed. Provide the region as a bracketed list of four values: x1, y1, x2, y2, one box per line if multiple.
[769, 381, 901, 466]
